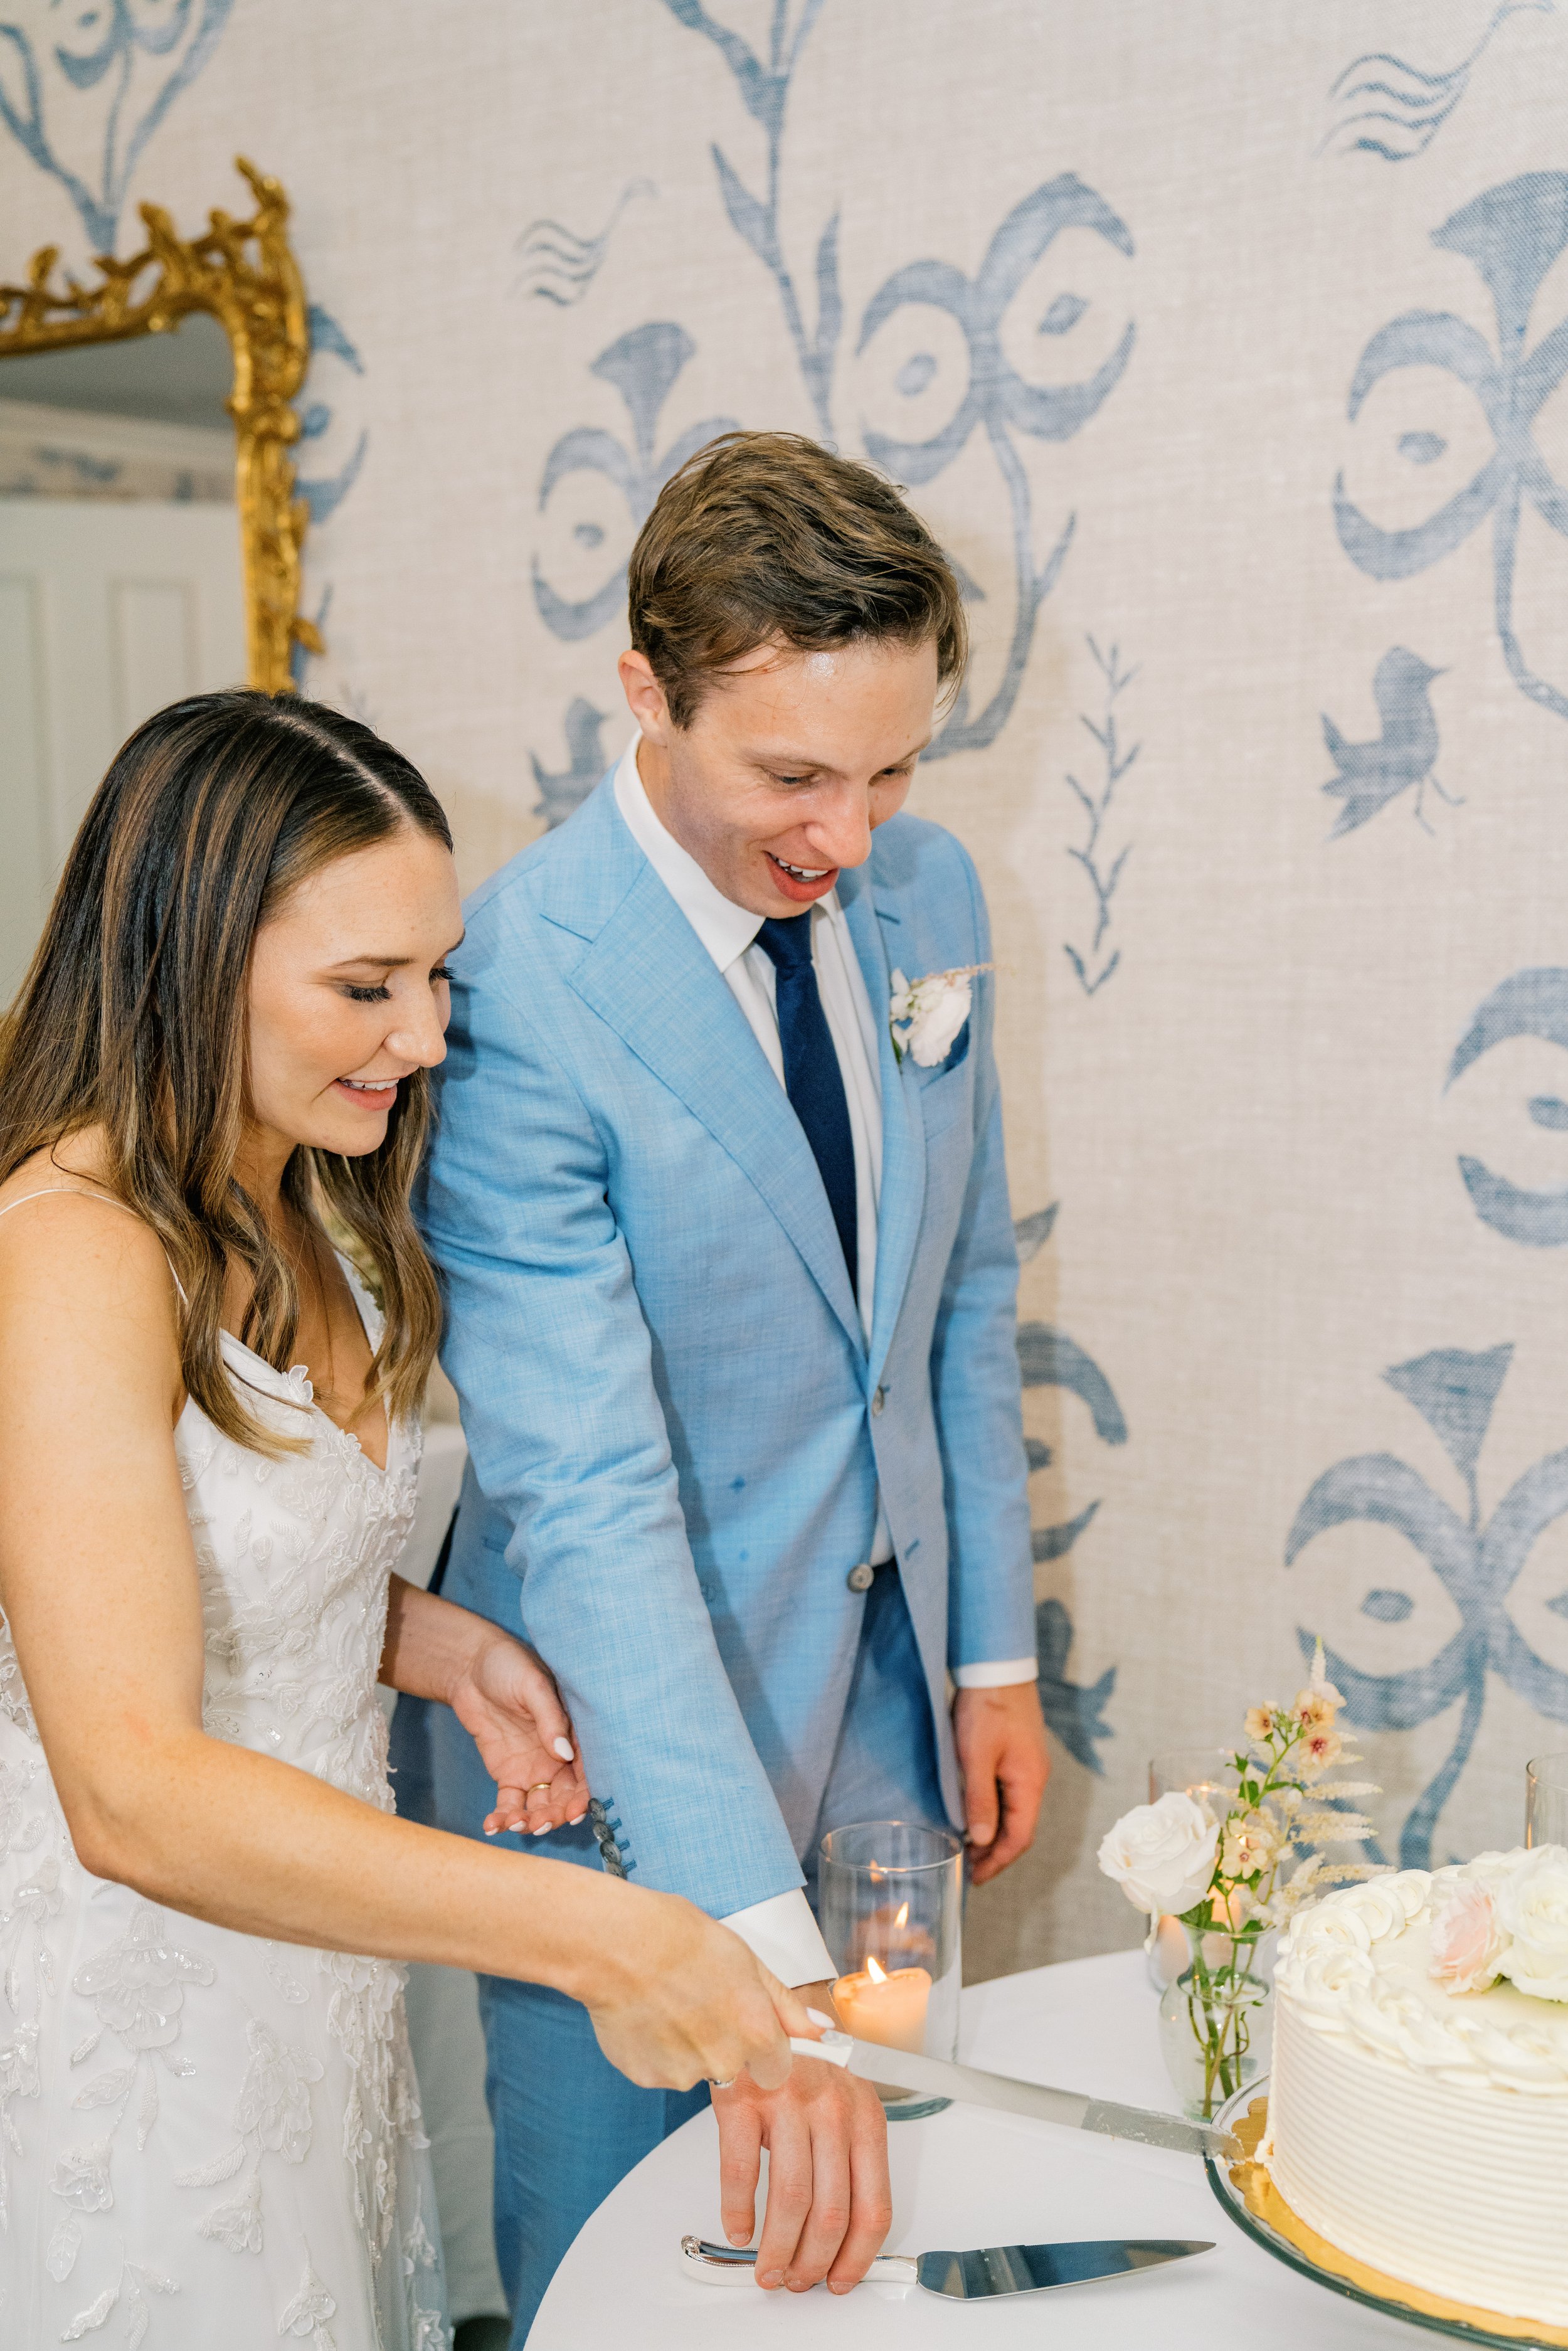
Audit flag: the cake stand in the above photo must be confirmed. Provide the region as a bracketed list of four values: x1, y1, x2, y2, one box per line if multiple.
[1204, 2074, 1568, 2350]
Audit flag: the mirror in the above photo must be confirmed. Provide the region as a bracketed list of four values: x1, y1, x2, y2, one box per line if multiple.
[0, 160, 314, 1000]
[0, 317, 245, 997]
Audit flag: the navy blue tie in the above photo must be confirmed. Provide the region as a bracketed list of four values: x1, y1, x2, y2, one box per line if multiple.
[756, 914, 858, 1297]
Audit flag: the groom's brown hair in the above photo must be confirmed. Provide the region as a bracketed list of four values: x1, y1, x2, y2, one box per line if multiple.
[628, 430, 967, 728]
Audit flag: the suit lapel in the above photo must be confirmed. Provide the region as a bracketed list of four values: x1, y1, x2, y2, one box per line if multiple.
[563, 856, 865, 1357]
[840, 868, 926, 1384]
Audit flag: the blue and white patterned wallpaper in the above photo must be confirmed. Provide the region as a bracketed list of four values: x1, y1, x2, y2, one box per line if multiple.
[6, 0, 1568, 1970]
[0, 1, 234, 252]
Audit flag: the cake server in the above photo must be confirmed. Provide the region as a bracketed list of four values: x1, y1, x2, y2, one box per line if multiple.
[787, 2031, 1243, 2161]
[680, 2232, 1214, 2296]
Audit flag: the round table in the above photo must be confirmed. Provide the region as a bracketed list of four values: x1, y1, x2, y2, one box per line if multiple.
[529, 1949, 1422, 2347]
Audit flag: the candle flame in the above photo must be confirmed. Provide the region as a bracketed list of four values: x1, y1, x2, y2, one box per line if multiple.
[865, 1953, 887, 1984]
[894, 1902, 909, 1929]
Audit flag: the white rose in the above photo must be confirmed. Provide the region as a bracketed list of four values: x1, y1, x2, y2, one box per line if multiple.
[1353, 1871, 1428, 1945]
[1278, 1869, 1422, 1965]
[1284, 1931, 1377, 2020]
[1463, 1847, 1527, 1880]
[1097, 1791, 1219, 1919]
[1495, 1844, 1568, 2003]
[889, 968, 977, 1068]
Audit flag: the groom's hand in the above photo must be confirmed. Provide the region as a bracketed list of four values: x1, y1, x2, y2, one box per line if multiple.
[714, 1984, 891, 2294]
[953, 1681, 1050, 1884]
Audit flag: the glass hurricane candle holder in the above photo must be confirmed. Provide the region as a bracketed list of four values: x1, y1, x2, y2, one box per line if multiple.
[1526, 1751, 1568, 1847]
[818, 1820, 963, 2121]
[1148, 1747, 1238, 1807]
[1145, 1749, 1238, 1990]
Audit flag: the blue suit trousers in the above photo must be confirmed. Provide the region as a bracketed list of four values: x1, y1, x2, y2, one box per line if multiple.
[426, 1563, 950, 2345]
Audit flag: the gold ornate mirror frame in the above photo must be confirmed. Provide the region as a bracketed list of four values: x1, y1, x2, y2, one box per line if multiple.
[0, 156, 319, 693]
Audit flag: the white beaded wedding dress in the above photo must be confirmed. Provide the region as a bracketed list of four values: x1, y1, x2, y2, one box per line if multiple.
[0, 1204, 448, 2349]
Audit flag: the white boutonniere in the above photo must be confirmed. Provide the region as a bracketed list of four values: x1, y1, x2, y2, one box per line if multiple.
[888, 964, 990, 1066]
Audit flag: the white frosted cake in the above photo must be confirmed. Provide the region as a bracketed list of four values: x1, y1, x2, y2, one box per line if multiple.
[1266, 1849, 1568, 2328]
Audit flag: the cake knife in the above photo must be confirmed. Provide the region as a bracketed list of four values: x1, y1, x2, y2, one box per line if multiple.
[680, 2232, 1215, 2296]
[788, 2031, 1243, 2161]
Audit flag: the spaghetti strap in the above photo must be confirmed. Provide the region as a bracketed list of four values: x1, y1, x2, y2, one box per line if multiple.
[0, 1186, 189, 1303]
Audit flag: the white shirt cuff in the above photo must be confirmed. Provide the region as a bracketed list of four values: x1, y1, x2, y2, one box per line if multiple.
[721, 1889, 835, 1988]
[951, 1657, 1040, 1689]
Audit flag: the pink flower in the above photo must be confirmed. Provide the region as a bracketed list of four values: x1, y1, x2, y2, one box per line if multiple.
[1429, 1881, 1506, 1993]
[1298, 1724, 1342, 1778]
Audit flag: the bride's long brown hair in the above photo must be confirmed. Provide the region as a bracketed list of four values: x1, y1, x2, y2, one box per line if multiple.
[0, 689, 453, 1454]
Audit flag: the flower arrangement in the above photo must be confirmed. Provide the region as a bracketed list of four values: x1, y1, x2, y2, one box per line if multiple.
[1098, 1642, 1380, 2116]
[887, 965, 990, 1066]
[1428, 1845, 1568, 2002]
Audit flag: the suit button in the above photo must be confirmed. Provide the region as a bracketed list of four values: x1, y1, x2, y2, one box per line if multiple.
[871, 1386, 886, 1417]
[846, 1562, 874, 1593]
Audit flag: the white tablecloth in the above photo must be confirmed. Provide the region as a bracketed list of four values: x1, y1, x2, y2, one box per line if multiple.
[529, 1949, 1421, 2347]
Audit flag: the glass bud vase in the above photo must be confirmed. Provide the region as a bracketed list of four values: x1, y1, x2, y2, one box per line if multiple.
[1157, 1924, 1273, 2121]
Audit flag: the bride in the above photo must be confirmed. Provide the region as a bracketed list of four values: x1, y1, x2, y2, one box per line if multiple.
[0, 690, 808, 2347]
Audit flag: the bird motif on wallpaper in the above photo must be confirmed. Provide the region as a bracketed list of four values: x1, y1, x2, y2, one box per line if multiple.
[1322, 647, 1455, 835]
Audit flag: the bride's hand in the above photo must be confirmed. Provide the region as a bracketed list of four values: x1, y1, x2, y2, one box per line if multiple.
[447, 1632, 591, 1837]
[580, 1898, 814, 2094]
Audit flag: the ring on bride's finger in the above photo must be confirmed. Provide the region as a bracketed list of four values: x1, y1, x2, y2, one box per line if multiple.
[708, 2077, 736, 2091]
[526, 1782, 554, 1796]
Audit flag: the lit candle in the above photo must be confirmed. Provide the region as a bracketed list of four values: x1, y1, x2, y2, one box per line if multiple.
[1152, 1912, 1189, 1987]
[831, 1951, 933, 2054]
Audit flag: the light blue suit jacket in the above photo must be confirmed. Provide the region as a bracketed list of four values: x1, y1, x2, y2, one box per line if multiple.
[418, 772, 1034, 1919]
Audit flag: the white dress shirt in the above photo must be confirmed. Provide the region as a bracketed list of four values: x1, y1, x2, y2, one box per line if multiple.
[615, 739, 1034, 1985]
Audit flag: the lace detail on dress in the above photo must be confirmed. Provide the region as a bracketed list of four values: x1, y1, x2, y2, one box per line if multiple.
[57, 2252, 180, 2343]
[0, 1751, 55, 2020]
[174, 2014, 327, 2256]
[279, 2254, 340, 2346]
[0, 1613, 38, 1743]
[189, 1400, 417, 1815]
[320, 1951, 428, 2260]
[22, 1900, 212, 2335]
[0, 1754, 63, 2234]
[0, 1266, 444, 2345]
[402, 2190, 447, 2350]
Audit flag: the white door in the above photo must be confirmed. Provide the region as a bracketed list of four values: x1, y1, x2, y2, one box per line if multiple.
[0, 500, 246, 1002]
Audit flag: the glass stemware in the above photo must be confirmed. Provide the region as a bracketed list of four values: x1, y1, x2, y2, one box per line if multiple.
[1525, 1751, 1568, 1847]
[1144, 1748, 1237, 1988]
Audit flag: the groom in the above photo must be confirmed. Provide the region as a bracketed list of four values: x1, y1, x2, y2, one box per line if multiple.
[420, 431, 1047, 2340]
